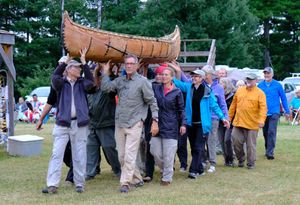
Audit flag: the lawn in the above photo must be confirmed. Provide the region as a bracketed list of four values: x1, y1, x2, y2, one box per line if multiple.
[0, 120, 299, 205]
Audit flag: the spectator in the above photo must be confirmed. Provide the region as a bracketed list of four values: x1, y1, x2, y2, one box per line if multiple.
[30, 94, 42, 123]
[101, 54, 159, 193]
[15, 97, 29, 122]
[289, 89, 300, 125]
[258, 67, 290, 160]
[229, 73, 267, 169]
[173, 69, 229, 179]
[42, 48, 94, 194]
[151, 67, 186, 185]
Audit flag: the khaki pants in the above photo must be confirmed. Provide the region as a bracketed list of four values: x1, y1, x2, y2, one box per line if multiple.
[232, 127, 258, 166]
[47, 121, 88, 188]
[115, 121, 143, 186]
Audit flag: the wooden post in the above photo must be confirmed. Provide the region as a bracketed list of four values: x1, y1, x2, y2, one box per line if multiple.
[0, 30, 16, 137]
[6, 45, 14, 136]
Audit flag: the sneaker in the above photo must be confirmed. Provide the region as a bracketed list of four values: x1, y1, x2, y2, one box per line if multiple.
[119, 185, 130, 193]
[238, 161, 244, 168]
[75, 186, 84, 193]
[225, 162, 235, 167]
[247, 165, 255, 169]
[188, 172, 198, 179]
[142, 176, 152, 183]
[266, 155, 275, 160]
[207, 166, 216, 173]
[160, 180, 171, 186]
[132, 181, 144, 188]
[42, 186, 57, 194]
[179, 167, 187, 173]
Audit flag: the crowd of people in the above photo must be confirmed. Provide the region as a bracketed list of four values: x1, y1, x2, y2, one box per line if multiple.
[37, 49, 292, 194]
[15, 94, 43, 123]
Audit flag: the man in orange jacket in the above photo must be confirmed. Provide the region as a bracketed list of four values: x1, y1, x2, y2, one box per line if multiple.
[228, 73, 267, 169]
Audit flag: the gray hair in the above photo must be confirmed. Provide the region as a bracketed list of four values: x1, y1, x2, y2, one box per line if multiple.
[124, 54, 138, 63]
[219, 77, 235, 95]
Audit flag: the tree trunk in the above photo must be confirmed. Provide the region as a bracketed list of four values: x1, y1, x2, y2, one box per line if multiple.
[97, 0, 102, 29]
[263, 18, 271, 67]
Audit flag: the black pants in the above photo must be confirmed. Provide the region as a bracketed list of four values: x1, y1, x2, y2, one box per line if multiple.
[177, 131, 188, 169]
[188, 124, 206, 174]
[219, 125, 234, 164]
[63, 141, 73, 183]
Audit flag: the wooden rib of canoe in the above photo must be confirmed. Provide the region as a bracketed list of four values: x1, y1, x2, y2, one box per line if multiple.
[63, 12, 181, 63]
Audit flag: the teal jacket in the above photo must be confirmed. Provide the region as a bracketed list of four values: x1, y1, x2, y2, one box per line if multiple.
[173, 78, 226, 135]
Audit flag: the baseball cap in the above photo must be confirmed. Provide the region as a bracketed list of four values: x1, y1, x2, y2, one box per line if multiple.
[245, 73, 258, 80]
[191, 69, 206, 78]
[263, 67, 274, 73]
[66, 60, 82, 69]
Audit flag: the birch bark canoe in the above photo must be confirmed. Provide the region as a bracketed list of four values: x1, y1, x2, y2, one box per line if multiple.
[63, 12, 181, 63]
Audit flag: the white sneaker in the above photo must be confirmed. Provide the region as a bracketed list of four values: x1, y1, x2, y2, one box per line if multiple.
[179, 167, 186, 173]
[207, 166, 216, 173]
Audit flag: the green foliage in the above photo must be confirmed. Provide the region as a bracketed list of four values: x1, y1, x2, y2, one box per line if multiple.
[0, 0, 299, 97]
[16, 66, 53, 97]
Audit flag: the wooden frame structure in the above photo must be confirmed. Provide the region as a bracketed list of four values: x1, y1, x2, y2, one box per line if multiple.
[179, 39, 216, 72]
[0, 30, 16, 136]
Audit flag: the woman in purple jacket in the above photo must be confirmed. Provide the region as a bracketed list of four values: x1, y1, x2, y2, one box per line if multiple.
[150, 67, 186, 186]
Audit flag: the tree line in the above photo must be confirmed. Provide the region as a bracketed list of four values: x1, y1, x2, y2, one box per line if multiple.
[0, 0, 299, 98]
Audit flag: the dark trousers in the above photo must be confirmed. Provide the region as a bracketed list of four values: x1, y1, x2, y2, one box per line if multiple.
[263, 114, 280, 157]
[63, 141, 73, 182]
[177, 131, 188, 169]
[144, 132, 155, 178]
[188, 124, 206, 174]
[219, 125, 234, 164]
[86, 127, 121, 177]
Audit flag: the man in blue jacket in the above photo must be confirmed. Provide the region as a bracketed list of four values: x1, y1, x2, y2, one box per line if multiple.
[258, 67, 289, 160]
[173, 69, 230, 179]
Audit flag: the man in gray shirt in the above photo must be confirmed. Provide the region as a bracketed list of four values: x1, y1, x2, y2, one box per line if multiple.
[101, 54, 159, 193]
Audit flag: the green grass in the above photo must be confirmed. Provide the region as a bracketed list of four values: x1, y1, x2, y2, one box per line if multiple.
[0, 120, 299, 205]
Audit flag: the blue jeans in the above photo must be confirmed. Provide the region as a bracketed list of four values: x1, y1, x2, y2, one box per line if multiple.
[263, 114, 280, 157]
[188, 124, 206, 174]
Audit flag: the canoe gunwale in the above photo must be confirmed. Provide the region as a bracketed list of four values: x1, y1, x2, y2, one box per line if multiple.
[63, 12, 179, 44]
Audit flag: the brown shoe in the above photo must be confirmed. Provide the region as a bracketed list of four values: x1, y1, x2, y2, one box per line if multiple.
[160, 180, 170, 186]
[42, 186, 57, 194]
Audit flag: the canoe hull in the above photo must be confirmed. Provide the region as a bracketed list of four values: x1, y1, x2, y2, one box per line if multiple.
[63, 12, 181, 63]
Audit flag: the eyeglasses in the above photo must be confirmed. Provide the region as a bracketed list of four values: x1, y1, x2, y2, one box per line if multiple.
[191, 75, 201, 78]
[125, 62, 137, 66]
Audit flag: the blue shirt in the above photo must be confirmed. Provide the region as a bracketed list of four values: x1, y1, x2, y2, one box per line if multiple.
[290, 97, 300, 110]
[258, 79, 290, 115]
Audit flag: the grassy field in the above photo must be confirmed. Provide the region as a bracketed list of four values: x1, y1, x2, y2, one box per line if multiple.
[0, 120, 299, 205]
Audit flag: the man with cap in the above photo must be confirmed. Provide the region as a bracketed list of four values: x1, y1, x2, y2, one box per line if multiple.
[173, 68, 230, 179]
[228, 73, 267, 169]
[258, 67, 289, 160]
[43, 48, 94, 194]
[201, 65, 228, 173]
